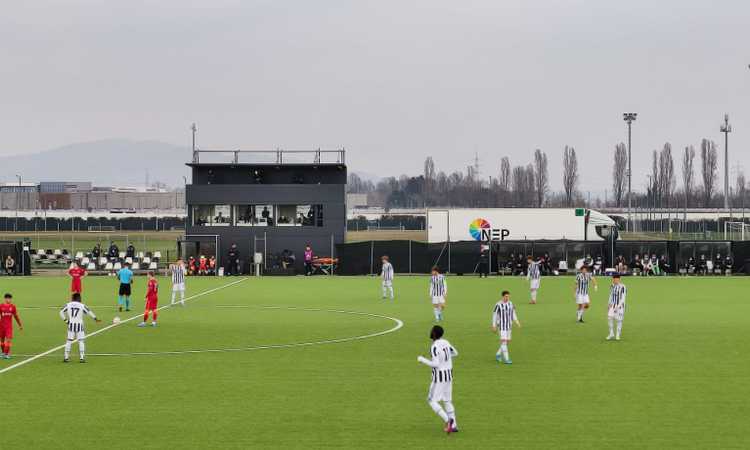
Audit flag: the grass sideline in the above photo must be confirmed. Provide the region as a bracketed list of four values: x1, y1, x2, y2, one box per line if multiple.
[0, 274, 748, 449]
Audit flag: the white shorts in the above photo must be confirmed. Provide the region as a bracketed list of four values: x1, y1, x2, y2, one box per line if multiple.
[382, 280, 393, 288]
[172, 283, 185, 292]
[576, 294, 590, 305]
[608, 307, 625, 321]
[66, 330, 86, 341]
[432, 296, 445, 305]
[498, 329, 512, 341]
[427, 381, 453, 402]
[530, 279, 541, 290]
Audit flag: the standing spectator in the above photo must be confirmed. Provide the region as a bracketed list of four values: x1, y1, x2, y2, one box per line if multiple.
[108, 241, 119, 259]
[477, 247, 489, 278]
[187, 256, 196, 276]
[227, 244, 240, 275]
[208, 255, 216, 275]
[304, 245, 314, 276]
[199, 255, 207, 275]
[126, 244, 136, 259]
[4, 255, 15, 276]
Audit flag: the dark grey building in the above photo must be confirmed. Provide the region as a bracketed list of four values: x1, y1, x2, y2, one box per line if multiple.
[184, 149, 347, 274]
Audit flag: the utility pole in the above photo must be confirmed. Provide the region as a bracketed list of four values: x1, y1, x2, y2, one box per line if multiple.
[191, 123, 198, 163]
[720, 114, 731, 211]
[623, 113, 637, 232]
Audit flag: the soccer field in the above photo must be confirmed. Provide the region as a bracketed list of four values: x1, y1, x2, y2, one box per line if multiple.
[1, 275, 748, 449]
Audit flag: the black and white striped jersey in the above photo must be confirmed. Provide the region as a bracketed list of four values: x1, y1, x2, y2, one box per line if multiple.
[381, 262, 394, 282]
[429, 338, 457, 383]
[608, 284, 627, 308]
[59, 301, 97, 331]
[527, 261, 541, 280]
[492, 300, 518, 330]
[171, 264, 186, 284]
[429, 274, 447, 297]
[576, 272, 593, 296]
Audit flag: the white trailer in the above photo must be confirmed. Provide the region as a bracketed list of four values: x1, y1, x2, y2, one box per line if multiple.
[427, 208, 616, 243]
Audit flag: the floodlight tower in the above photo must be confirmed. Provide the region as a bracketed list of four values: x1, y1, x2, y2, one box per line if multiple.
[720, 114, 731, 211]
[623, 113, 637, 232]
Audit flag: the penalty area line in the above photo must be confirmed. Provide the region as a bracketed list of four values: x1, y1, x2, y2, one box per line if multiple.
[0, 278, 248, 375]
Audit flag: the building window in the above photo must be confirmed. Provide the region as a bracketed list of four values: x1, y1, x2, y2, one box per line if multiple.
[256, 204, 274, 226]
[235, 205, 255, 226]
[193, 205, 232, 226]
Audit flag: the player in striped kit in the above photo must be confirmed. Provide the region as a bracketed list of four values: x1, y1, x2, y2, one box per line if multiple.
[574, 265, 598, 323]
[526, 256, 541, 304]
[170, 258, 187, 306]
[417, 325, 459, 434]
[491, 290, 521, 364]
[59, 293, 101, 363]
[606, 274, 627, 341]
[429, 266, 447, 322]
[380, 255, 394, 300]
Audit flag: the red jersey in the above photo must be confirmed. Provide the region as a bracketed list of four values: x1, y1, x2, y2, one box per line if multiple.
[146, 278, 158, 299]
[199, 257, 207, 270]
[69, 267, 86, 292]
[0, 303, 21, 329]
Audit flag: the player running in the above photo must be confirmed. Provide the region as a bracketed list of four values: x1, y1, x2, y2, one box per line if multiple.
[139, 272, 159, 327]
[170, 258, 187, 306]
[116, 262, 134, 312]
[491, 290, 521, 364]
[429, 266, 447, 322]
[0, 293, 23, 360]
[606, 274, 627, 341]
[68, 261, 87, 294]
[417, 325, 459, 434]
[574, 265, 598, 323]
[526, 256, 542, 304]
[60, 292, 101, 363]
[380, 255, 394, 300]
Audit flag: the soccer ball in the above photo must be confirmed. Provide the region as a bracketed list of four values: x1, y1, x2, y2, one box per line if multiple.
[112, 316, 121, 325]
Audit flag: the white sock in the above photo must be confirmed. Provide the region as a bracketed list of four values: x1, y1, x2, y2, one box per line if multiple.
[501, 343, 509, 361]
[429, 400, 449, 422]
[79, 340, 85, 360]
[576, 310, 582, 320]
[608, 318, 614, 335]
[171, 291, 176, 304]
[444, 401, 457, 427]
[389, 287, 394, 299]
[382, 286, 386, 298]
[616, 320, 623, 337]
[531, 290, 537, 302]
[180, 291, 185, 303]
[434, 308, 440, 321]
[64, 340, 72, 359]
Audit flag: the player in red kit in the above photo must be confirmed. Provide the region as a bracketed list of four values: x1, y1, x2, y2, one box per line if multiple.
[68, 262, 87, 294]
[138, 272, 159, 328]
[0, 293, 23, 359]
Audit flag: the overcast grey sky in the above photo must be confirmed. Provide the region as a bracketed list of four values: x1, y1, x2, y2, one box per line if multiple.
[1, 0, 749, 192]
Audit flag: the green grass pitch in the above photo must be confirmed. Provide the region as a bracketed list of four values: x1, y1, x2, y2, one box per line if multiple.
[1, 274, 748, 449]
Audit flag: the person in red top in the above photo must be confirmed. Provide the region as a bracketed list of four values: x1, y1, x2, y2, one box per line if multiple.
[0, 293, 23, 359]
[68, 262, 87, 294]
[199, 255, 207, 275]
[138, 272, 159, 328]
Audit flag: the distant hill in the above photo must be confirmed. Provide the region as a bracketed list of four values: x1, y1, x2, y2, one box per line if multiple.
[0, 140, 191, 188]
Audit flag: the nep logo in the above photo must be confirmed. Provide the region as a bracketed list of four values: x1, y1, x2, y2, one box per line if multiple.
[469, 218, 510, 241]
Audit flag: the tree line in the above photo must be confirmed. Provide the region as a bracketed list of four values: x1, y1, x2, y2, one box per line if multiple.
[347, 139, 746, 210]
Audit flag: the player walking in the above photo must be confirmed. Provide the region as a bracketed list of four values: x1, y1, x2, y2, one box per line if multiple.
[526, 256, 541, 304]
[574, 265, 598, 323]
[68, 261, 87, 294]
[116, 262, 134, 312]
[0, 293, 23, 360]
[60, 292, 101, 363]
[429, 266, 447, 322]
[170, 258, 187, 306]
[606, 274, 627, 341]
[417, 325, 458, 434]
[380, 255, 394, 300]
[491, 290, 521, 364]
[139, 272, 159, 327]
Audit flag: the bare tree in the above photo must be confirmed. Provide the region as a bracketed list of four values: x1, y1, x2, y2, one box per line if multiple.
[422, 157, 435, 205]
[612, 143, 627, 207]
[511, 165, 526, 206]
[736, 170, 746, 208]
[681, 146, 695, 212]
[700, 139, 718, 207]
[499, 157, 511, 191]
[649, 150, 660, 207]
[533, 149, 549, 207]
[562, 146, 578, 207]
[658, 143, 675, 208]
[525, 163, 537, 206]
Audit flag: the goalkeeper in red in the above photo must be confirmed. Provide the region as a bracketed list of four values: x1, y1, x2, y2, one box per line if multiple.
[139, 272, 159, 328]
[0, 293, 23, 359]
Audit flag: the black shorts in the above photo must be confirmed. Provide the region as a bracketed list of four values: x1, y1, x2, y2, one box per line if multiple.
[119, 283, 132, 296]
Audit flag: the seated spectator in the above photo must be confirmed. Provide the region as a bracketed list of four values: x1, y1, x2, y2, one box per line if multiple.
[593, 256, 603, 275]
[724, 255, 733, 274]
[208, 255, 216, 275]
[108, 241, 119, 259]
[698, 254, 708, 275]
[631, 254, 643, 274]
[126, 244, 135, 259]
[92, 243, 101, 259]
[187, 256, 196, 275]
[615, 254, 627, 274]
[687, 256, 696, 274]
[658, 255, 670, 274]
[199, 255, 208, 275]
[714, 253, 724, 274]
[5, 255, 15, 275]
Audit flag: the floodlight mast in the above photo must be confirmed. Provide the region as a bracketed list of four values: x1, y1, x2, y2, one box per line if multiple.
[623, 113, 637, 232]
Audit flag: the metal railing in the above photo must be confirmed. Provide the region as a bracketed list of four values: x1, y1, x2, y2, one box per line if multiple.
[191, 148, 346, 165]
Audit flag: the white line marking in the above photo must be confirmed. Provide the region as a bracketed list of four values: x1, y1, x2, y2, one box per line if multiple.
[13, 306, 404, 358]
[0, 278, 248, 375]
